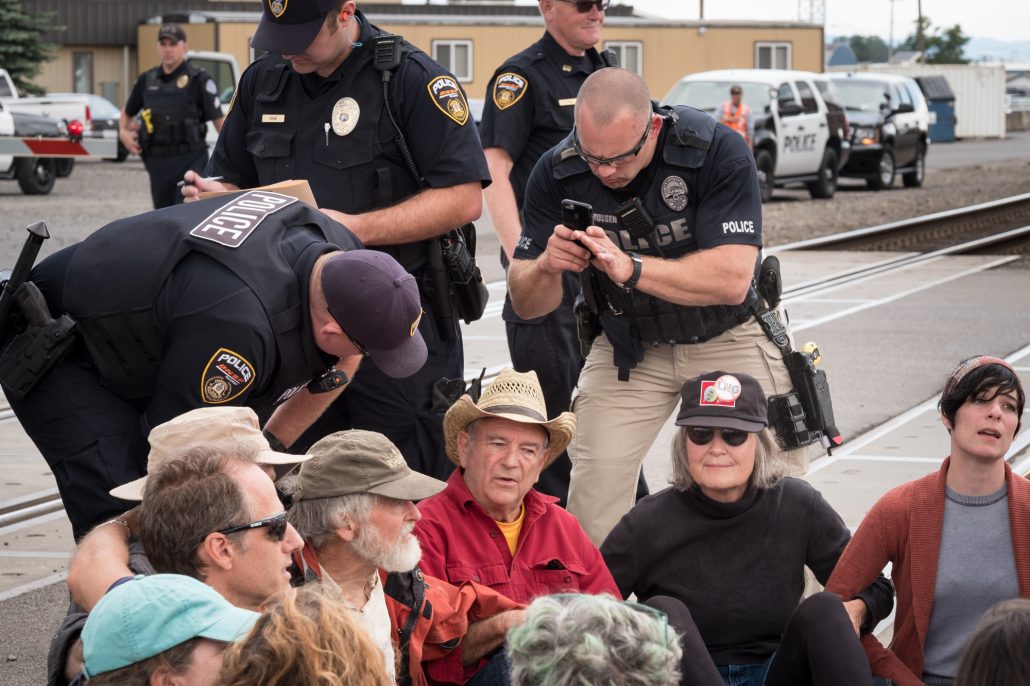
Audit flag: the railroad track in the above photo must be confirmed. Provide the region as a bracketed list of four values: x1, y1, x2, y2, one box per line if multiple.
[2, 193, 1029, 534]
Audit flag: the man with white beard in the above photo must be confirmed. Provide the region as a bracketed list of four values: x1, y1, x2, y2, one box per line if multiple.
[288, 430, 525, 686]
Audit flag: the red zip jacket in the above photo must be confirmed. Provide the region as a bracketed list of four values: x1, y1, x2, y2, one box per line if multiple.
[415, 470, 619, 605]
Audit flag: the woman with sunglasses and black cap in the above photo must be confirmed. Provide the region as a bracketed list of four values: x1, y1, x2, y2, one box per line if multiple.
[827, 356, 1030, 686]
[601, 370, 893, 686]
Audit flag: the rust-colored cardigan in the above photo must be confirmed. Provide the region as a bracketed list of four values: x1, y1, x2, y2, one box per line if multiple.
[826, 458, 1030, 686]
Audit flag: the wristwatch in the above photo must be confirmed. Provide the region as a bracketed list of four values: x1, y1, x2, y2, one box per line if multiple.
[618, 252, 643, 291]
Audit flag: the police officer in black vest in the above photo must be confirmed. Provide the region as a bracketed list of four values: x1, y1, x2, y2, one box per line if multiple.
[508, 69, 807, 545]
[479, 0, 616, 505]
[4, 192, 426, 538]
[118, 24, 225, 209]
[184, 0, 490, 480]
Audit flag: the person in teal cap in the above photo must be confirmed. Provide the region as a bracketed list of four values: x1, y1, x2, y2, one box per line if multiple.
[79, 574, 258, 685]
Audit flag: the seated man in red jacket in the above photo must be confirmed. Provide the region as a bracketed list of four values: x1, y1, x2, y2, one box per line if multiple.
[414, 368, 618, 604]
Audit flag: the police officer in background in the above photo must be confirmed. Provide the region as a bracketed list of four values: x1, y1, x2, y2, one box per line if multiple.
[479, 0, 615, 504]
[184, 0, 489, 480]
[4, 191, 427, 539]
[508, 68, 807, 545]
[118, 23, 225, 209]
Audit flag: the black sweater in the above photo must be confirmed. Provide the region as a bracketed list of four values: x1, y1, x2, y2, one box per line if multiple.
[600, 478, 894, 666]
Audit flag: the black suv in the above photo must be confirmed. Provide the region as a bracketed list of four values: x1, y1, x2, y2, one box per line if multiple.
[830, 73, 930, 190]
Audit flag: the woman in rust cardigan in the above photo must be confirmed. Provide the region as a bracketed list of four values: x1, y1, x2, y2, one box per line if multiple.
[827, 356, 1030, 686]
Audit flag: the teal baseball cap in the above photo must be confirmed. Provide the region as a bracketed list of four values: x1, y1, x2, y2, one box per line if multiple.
[82, 574, 259, 678]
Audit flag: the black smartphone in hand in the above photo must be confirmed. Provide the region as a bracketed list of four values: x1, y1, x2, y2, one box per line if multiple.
[561, 199, 593, 252]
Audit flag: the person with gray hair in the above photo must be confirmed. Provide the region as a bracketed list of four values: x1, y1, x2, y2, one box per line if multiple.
[506, 593, 682, 686]
[602, 371, 893, 686]
[288, 429, 526, 685]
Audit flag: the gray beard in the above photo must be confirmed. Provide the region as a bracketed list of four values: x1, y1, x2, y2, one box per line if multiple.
[350, 521, 422, 573]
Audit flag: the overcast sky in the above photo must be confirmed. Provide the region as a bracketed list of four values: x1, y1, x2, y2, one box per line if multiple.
[622, 0, 1028, 43]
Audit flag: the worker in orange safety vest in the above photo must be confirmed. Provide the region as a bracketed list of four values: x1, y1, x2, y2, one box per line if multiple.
[720, 84, 752, 148]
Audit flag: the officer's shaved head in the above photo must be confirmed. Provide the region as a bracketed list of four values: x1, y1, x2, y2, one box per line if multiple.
[575, 68, 651, 128]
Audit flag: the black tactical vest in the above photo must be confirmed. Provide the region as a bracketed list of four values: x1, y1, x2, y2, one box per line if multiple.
[143, 62, 207, 154]
[63, 192, 362, 401]
[243, 34, 429, 272]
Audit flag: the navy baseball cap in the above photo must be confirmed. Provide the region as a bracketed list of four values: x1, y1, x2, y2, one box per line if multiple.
[321, 251, 427, 379]
[157, 23, 187, 43]
[676, 371, 768, 432]
[251, 0, 337, 55]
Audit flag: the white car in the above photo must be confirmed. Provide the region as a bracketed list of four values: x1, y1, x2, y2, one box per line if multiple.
[662, 69, 851, 201]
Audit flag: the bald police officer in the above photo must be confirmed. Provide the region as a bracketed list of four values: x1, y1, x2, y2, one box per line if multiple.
[118, 23, 225, 209]
[4, 193, 425, 538]
[186, 0, 490, 480]
[480, 0, 614, 504]
[508, 69, 807, 545]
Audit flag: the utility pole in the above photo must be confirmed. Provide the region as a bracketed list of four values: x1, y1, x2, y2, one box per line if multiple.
[917, 0, 926, 63]
[888, 0, 895, 62]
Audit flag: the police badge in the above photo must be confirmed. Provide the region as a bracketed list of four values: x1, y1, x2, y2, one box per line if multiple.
[176, 74, 189, 89]
[661, 175, 689, 212]
[270, 0, 287, 18]
[331, 97, 360, 136]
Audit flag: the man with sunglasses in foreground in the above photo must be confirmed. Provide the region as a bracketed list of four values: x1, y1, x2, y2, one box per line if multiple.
[479, 0, 616, 505]
[49, 408, 308, 685]
[508, 68, 805, 546]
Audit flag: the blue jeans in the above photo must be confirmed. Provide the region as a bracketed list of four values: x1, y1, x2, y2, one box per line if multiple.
[717, 655, 774, 686]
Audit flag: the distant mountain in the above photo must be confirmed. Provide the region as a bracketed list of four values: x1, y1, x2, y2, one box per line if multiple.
[964, 38, 1030, 63]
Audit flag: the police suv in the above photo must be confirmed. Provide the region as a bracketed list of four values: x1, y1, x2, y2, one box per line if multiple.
[662, 69, 850, 202]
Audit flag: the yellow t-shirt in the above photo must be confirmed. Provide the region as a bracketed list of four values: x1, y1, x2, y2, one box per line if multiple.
[494, 503, 527, 557]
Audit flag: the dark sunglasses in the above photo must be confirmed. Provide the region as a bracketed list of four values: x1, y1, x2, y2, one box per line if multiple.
[216, 511, 289, 541]
[685, 427, 751, 447]
[573, 117, 652, 168]
[555, 0, 610, 12]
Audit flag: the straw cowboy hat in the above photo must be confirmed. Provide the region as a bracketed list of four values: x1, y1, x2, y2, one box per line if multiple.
[443, 368, 576, 468]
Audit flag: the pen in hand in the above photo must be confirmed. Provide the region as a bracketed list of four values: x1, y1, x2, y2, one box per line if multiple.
[177, 175, 225, 189]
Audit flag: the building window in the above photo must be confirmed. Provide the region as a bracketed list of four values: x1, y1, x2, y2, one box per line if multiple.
[432, 40, 473, 82]
[755, 42, 792, 70]
[73, 51, 93, 93]
[604, 41, 643, 75]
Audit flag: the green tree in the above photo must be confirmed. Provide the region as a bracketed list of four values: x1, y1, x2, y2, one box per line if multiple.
[899, 17, 970, 64]
[0, 0, 61, 96]
[848, 35, 890, 63]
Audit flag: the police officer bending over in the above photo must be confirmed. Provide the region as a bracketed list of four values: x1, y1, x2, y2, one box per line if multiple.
[479, 0, 616, 504]
[184, 0, 490, 480]
[3, 193, 426, 539]
[508, 68, 807, 545]
[118, 23, 224, 209]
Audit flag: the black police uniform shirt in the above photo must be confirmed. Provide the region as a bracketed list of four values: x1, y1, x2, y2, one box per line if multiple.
[478, 31, 609, 209]
[124, 60, 224, 148]
[516, 104, 763, 296]
[208, 10, 490, 273]
[47, 194, 360, 433]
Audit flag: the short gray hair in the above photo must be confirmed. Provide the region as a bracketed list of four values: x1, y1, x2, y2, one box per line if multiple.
[287, 492, 374, 551]
[669, 427, 785, 492]
[507, 594, 682, 686]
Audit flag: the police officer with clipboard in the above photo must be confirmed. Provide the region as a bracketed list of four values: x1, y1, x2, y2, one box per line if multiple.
[508, 69, 810, 545]
[479, 0, 616, 504]
[185, 0, 490, 480]
[118, 24, 225, 209]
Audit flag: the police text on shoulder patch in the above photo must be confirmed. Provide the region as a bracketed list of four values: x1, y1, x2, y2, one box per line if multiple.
[427, 76, 470, 126]
[190, 191, 298, 248]
[201, 348, 255, 404]
[492, 73, 528, 110]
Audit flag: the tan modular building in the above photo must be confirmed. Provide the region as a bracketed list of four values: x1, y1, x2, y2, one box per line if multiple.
[27, 1, 822, 107]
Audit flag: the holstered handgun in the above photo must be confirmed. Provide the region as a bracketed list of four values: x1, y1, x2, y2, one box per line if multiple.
[0, 281, 77, 399]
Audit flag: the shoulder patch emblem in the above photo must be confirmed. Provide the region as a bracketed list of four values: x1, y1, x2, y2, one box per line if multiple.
[201, 348, 255, 404]
[427, 76, 469, 126]
[492, 72, 528, 110]
[190, 191, 298, 248]
[205, 79, 218, 95]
